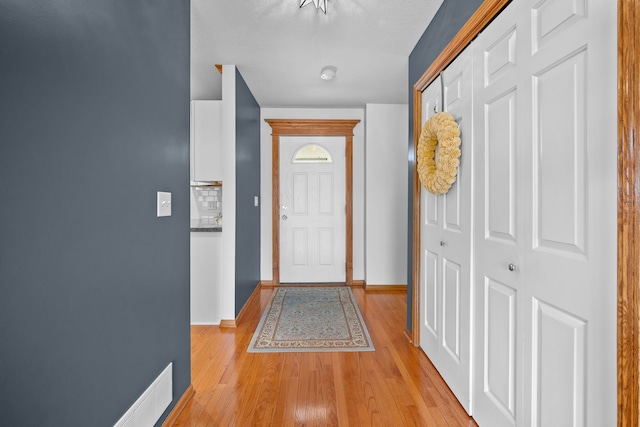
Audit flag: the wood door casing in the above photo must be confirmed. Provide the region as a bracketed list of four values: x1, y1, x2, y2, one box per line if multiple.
[410, 0, 640, 425]
[618, 1, 640, 426]
[265, 119, 360, 287]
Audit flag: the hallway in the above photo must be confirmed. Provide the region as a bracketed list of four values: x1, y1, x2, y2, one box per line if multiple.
[172, 287, 476, 426]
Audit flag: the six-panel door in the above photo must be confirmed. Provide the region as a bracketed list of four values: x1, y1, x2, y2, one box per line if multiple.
[472, 0, 616, 425]
[279, 136, 346, 283]
[419, 46, 474, 414]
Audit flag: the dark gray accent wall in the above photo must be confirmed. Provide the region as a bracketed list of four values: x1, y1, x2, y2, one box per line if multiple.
[234, 69, 261, 315]
[407, 0, 483, 331]
[0, 1, 191, 426]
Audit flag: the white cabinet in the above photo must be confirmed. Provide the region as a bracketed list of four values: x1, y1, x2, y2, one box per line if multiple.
[191, 100, 223, 182]
[190, 231, 222, 325]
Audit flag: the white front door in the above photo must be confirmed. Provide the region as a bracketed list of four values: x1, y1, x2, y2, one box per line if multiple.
[419, 45, 474, 414]
[279, 136, 346, 283]
[473, 0, 616, 426]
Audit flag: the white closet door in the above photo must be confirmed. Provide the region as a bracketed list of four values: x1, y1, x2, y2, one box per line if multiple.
[522, 0, 617, 425]
[419, 75, 443, 364]
[473, 0, 617, 426]
[419, 45, 473, 414]
[472, 3, 525, 424]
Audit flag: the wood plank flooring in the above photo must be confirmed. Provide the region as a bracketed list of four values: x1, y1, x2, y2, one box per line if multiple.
[171, 287, 478, 426]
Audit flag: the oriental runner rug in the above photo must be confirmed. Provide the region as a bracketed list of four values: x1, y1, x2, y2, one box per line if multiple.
[247, 287, 375, 353]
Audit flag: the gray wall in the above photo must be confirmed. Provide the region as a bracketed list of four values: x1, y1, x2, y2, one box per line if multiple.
[234, 69, 262, 315]
[407, 0, 484, 331]
[0, 1, 191, 425]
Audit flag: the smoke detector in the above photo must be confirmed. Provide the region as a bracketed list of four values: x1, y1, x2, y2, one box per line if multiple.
[320, 66, 337, 81]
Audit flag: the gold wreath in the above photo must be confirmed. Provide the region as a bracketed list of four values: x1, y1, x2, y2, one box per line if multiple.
[417, 112, 461, 194]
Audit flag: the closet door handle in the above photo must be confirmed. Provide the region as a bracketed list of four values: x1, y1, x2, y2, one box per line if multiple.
[508, 263, 517, 272]
[440, 241, 446, 247]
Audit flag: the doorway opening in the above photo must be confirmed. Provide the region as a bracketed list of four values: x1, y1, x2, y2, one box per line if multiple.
[265, 119, 360, 286]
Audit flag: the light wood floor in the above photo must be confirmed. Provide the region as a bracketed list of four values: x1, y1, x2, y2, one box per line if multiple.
[172, 286, 478, 427]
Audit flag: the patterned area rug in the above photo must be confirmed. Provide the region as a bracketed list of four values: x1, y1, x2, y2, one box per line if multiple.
[247, 287, 375, 353]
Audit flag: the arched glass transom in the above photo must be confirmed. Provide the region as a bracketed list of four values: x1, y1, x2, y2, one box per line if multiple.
[292, 144, 333, 163]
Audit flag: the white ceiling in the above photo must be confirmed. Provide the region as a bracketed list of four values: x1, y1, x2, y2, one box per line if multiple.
[191, 0, 444, 108]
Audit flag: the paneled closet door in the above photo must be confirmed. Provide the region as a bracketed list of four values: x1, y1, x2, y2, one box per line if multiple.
[419, 76, 443, 368]
[473, 0, 617, 426]
[419, 45, 473, 414]
[522, 0, 616, 425]
[472, 3, 525, 425]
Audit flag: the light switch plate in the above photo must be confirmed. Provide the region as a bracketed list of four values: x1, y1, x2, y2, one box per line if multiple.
[157, 192, 172, 217]
[254, 196, 259, 207]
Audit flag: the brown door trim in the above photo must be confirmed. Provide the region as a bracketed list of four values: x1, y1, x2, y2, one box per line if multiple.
[617, 1, 640, 425]
[410, 0, 639, 424]
[264, 119, 360, 287]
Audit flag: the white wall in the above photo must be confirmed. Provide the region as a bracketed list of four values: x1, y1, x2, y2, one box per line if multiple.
[364, 104, 409, 286]
[220, 65, 236, 320]
[260, 108, 366, 281]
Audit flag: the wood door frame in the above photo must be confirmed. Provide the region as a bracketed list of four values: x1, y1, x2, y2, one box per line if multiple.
[265, 119, 360, 287]
[409, 0, 640, 425]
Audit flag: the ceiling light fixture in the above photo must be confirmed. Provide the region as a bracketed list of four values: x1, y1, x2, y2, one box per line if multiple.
[300, 0, 328, 14]
[320, 66, 337, 81]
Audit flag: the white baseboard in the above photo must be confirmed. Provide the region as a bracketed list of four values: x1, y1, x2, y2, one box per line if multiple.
[114, 363, 173, 427]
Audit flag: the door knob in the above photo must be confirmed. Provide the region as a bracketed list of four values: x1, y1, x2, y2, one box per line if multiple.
[440, 241, 446, 246]
[282, 215, 287, 221]
[508, 263, 517, 272]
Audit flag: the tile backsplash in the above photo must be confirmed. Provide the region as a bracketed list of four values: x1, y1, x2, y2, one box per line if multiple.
[190, 184, 222, 226]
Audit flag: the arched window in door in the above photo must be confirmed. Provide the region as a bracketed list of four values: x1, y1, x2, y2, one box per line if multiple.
[292, 144, 333, 163]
